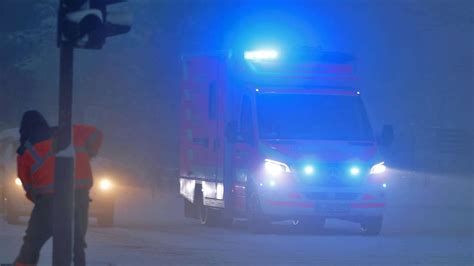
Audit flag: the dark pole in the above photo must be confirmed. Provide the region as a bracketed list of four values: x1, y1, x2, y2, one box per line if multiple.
[53, 46, 75, 266]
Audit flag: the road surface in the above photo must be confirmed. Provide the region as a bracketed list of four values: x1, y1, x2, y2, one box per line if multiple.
[1, 173, 473, 265]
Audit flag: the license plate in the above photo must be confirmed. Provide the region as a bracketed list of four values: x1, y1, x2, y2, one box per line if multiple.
[315, 203, 350, 213]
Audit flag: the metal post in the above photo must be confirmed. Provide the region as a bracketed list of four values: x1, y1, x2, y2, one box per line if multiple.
[53, 46, 75, 266]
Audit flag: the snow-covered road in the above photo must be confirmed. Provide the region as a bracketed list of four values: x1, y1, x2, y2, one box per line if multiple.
[1, 215, 472, 266]
[1, 172, 473, 265]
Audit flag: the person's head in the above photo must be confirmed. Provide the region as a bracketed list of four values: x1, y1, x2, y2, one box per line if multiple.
[19, 110, 50, 146]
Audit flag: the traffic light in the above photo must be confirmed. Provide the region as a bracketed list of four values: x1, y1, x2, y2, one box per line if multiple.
[58, 0, 132, 49]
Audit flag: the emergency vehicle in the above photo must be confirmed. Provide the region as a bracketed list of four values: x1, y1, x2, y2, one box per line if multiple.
[0, 128, 116, 226]
[178, 48, 393, 235]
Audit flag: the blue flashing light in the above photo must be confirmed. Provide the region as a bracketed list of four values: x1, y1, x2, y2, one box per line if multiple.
[304, 165, 315, 175]
[349, 166, 361, 176]
[269, 180, 276, 187]
[382, 183, 387, 188]
[244, 49, 278, 61]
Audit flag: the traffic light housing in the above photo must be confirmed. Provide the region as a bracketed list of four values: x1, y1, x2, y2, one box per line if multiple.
[58, 0, 132, 49]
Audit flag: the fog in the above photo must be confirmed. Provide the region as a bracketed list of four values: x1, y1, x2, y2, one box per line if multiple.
[1, 1, 472, 183]
[1, 1, 473, 265]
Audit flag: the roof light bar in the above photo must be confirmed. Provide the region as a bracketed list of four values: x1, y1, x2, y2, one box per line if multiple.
[244, 49, 278, 61]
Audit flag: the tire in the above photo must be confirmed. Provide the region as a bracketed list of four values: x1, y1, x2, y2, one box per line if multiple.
[196, 193, 221, 227]
[247, 192, 268, 234]
[360, 216, 383, 236]
[294, 217, 325, 233]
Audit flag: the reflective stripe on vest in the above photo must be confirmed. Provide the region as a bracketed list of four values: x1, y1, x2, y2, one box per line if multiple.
[31, 150, 54, 174]
[74, 129, 99, 156]
[24, 141, 55, 175]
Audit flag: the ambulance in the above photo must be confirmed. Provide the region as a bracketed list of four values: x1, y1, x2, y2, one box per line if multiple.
[179, 48, 393, 234]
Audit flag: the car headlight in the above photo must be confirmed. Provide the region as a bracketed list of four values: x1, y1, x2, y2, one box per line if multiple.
[264, 159, 291, 176]
[370, 162, 386, 175]
[15, 178, 22, 186]
[99, 179, 112, 190]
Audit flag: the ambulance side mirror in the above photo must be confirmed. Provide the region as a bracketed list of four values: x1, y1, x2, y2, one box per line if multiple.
[378, 124, 394, 147]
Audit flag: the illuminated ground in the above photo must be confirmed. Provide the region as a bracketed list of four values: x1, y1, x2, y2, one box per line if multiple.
[1, 173, 472, 265]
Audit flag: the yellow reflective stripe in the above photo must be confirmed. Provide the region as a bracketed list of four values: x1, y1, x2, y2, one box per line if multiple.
[25, 142, 55, 175]
[30, 150, 54, 174]
[25, 141, 43, 171]
[75, 129, 100, 156]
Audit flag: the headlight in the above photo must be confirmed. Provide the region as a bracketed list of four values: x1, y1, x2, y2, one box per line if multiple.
[99, 179, 112, 190]
[264, 159, 291, 176]
[370, 162, 386, 175]
[303, 165, 315, 175]
[15, 178, 22, 186]
[349, 166, 361, 176]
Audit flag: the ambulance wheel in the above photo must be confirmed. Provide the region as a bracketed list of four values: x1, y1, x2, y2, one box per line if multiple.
[201, 207, 222, 227]
[360, 216, 383, 236]
[247, 192, 268, 234]
[195, 191, 220, 226]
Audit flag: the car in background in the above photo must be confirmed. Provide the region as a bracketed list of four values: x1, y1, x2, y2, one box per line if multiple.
[0, 128, 117, 226]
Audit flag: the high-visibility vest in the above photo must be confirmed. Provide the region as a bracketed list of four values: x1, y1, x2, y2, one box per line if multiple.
[17, 125, 103, 198]
[73, 124, 103, 189]
[17, 139, 55, 197]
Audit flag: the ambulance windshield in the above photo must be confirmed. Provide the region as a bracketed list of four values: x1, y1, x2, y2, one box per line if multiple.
[257, 93, 373, 141]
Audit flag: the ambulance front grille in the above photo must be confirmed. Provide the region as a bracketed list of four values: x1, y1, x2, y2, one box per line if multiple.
[305, 192, 359, 201]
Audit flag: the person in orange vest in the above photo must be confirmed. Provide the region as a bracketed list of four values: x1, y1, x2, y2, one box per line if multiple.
[14, 110, 102, 266]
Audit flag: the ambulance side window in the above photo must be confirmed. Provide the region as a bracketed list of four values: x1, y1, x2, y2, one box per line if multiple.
[239, 95, 254, 144]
